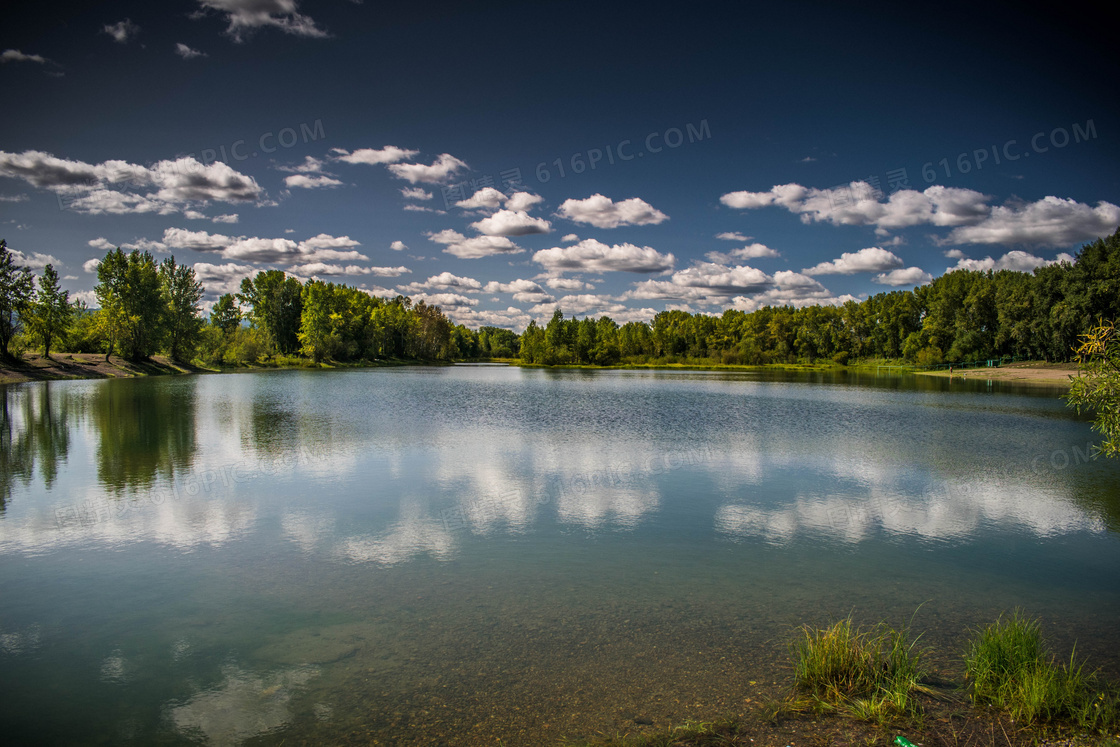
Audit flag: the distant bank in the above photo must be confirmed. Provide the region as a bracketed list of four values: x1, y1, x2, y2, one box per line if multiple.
[1, 353, 1079, 388]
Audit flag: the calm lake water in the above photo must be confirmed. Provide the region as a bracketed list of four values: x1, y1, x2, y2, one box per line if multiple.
[2, 366, 1118, 745]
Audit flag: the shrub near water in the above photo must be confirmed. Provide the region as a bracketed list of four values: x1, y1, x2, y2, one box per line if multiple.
[790, 614, 928, 724]
[964, 610, 1120, 732]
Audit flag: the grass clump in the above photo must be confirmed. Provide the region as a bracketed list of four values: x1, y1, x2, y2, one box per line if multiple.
[561, 719, 749, 746]
[964, 610, 1120, 732]
[789, 613, 929, 725]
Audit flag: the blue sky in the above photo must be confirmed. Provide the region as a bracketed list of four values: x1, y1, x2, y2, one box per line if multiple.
[2, 1, 1118, 330]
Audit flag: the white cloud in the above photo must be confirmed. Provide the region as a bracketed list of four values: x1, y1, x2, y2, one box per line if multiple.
[288, 263, 409, 278]
[162, 229, 367, 264]
[721, 181, 1120, 248]
[387, 153, 469, 185]
[483, 279, 554, 304]
[715, 231, 751, 241]
[426, 229, 524, 259]
[0, 151, 263, 215]
[401, 204, 445, 214]
[275, 156, 327, 174]
[543, 276, 594, 291]
[90, 236, 170, 254]
[175, 43, 207, 59]
[470, 209, 551, 236]
[150, 157, 262, 203]
[948, 250, 1076, 273]
[720, 182, 989, 230]
[706, 243, 780, 263]
[943, 197, 1120, 248]
[561, 234, 579, 243]
[1, 49, 52, 65]
[627, 263, 773, 302]
[192, 261, 259, 296]
[506, 192, 543, 212]
[944, 248, 966, 259]
[72, 290, 97, 306]
[66, 189, 175, 215]
[556, 194, 669, 229]
[532, 239, 675, 274]
[873, 267, 933, 286]
[103, 19, 140, 44]
[126, 238, 171, 253]
[803, 247, 904, 275]
[390, 240, 407, 251]
[194, 0, 328, 42]
[357, 284, 398, 299]
[332, 146, 418, 166]
[83, 258, 102, 273]
[408, 292, 478, 309]
[213, 213, 239, 223]
[626, 265, 841, 311]
[163, 228, 235, 252]
[0, 193, 28, 202]
[400, 187, 432, 201]
[455, 187, 505, 210]
[10, 250, 62, 271]
[284, 174, 343, 189]
[399, 272, 483, 294]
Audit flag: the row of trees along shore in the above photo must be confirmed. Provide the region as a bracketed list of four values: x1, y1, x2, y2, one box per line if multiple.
[0, 229, 1117, 368]
[521, 229, 1120, 366]
[0, 240, 518, 365]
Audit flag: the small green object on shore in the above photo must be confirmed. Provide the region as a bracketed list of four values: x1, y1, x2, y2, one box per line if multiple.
[893, 737, 917, 747]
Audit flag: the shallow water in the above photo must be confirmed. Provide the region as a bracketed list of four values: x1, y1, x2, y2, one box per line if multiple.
[1, 366, 1117, 745]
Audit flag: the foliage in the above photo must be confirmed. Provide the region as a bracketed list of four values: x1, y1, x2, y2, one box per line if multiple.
[24, 264, 74, 358]
[0, 239, 35, 359]
[238, 270, 304, 356]
[964, 610, 1119, 731]
[209, 293, 241, 335]
[1066, 320, 1120, 457]
[94, 248, 165, 361]
[159, 256, 204, 362]
[518, 228, 1120, 367]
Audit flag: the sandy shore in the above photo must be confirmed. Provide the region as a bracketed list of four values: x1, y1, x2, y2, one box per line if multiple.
[917, 361, 1079, 387]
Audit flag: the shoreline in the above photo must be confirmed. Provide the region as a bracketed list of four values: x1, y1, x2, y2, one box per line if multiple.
[2, 353, 1080, 388]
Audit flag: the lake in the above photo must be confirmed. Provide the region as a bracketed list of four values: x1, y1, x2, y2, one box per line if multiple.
[1, 365, 1118, 745]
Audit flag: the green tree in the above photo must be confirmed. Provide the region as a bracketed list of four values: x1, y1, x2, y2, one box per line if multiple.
[238, 270, 303, 355]
[0, 239, 35, 359]
[1067, 320, 1120, 457]
[210, 293, 241, 335]
[159, 256, 204, 362]
[25, 264, 74, 358]
[298, 280, 344, 363]
[94, 248, 165, 361]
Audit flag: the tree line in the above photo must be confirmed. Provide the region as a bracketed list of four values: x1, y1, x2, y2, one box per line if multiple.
[2, 229, 1117, 368]
[518, 229, 1120, 366]
[0, 241, 519, 365]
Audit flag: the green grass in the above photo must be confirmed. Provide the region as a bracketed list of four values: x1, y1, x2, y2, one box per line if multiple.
[788, 613, 930, 725]
[964, 610, 1120, 732]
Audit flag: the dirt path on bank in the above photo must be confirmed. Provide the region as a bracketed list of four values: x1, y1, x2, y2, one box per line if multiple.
[0, 352, 207, 385]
